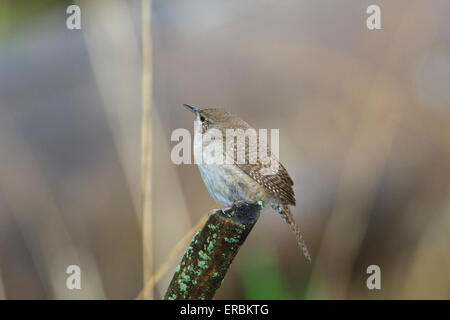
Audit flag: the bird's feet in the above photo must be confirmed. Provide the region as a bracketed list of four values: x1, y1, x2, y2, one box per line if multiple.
[209, 208, 227, 215]
[231, 199, 247, 210]
[209, 200, 248, 217]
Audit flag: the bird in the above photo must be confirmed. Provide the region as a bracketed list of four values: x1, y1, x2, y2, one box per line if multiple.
[183, 104, 311, 262]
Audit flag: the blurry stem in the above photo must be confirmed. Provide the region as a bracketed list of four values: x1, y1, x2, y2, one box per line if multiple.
[136, 214, 209, 299]
[141, 0, 153, 300]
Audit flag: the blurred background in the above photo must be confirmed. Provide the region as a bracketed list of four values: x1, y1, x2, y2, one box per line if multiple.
[0, 0, 450, 299]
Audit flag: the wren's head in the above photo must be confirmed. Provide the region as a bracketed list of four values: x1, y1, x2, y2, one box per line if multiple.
[183, 104, 252, 134]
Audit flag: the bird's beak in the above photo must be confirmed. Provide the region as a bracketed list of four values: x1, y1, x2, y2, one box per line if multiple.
[183, 104, 199, 113]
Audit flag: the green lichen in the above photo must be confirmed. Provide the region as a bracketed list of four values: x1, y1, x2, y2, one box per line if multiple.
[207, 240, 215, 253]
[167, 294, 177, 300]
[198, 250, 211, 261]
[224, 236, 239, 244]
[188, 264, 201, 276]
[181, 271, 190, 283]
[178, 280, 187, 294]
[205, 237, 216, 253]
[176, 264, 180, 273]
[213, 272, 219, 278]
[186, 245, 194, 257]
[208, 224, 218, 231]
[198, 260, 209, 270]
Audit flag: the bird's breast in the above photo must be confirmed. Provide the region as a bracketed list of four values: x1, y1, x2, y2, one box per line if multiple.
[196, 163, 270, 207]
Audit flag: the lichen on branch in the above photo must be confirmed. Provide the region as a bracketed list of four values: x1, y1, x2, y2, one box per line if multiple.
[164, 202, 261, 300]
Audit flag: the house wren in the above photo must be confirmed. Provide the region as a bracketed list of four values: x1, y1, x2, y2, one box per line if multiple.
[184, 104, 311, 262]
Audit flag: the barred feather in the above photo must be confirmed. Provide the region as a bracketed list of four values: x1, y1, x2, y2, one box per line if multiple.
[280, 205, 311, 263]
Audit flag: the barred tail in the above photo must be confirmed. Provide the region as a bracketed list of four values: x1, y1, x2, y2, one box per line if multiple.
[280, 205, 311, 263]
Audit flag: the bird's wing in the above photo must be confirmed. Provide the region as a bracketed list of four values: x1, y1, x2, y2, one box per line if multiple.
[222, 128, 296, 206]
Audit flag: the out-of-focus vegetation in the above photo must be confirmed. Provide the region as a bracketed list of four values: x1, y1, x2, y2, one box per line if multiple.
[0, 1, 71, 40]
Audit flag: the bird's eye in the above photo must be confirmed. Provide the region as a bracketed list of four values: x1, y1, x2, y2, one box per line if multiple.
[200, 116, 205, 122]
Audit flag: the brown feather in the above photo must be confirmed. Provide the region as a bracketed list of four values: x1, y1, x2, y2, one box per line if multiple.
[280, 205, 311, 262]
